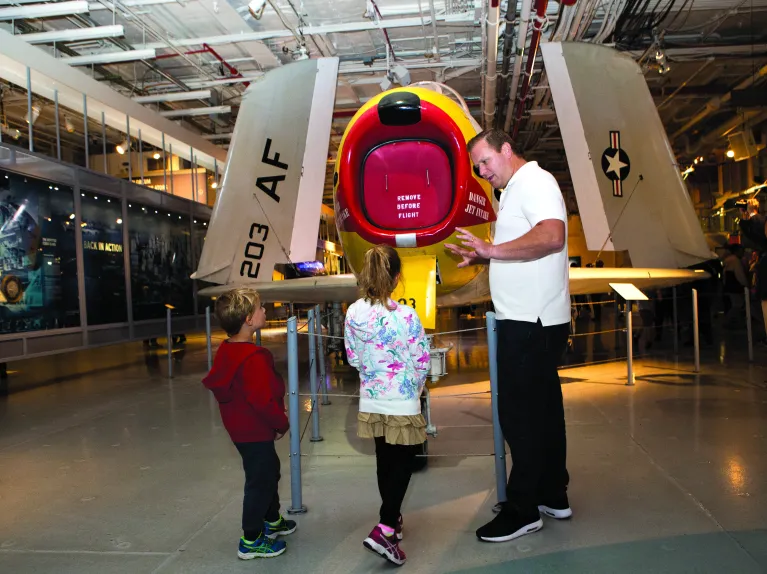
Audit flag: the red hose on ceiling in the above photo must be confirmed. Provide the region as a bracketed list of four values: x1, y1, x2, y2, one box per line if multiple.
[511, 0, 551, 140]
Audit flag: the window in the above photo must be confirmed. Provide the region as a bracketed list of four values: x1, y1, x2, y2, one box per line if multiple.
[0, 170, 80, 333]
[128, 203, 193, 321]
[81, 191, 127, 325]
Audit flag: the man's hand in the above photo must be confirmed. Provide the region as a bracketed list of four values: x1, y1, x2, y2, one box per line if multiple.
[444, 241, 484, 268]
[454, 228, 494, 259]
[275, 430, 286, 440]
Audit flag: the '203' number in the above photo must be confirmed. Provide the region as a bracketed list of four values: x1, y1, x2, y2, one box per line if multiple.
[398, 298, 416, 310]
[240, 223, 269, 278]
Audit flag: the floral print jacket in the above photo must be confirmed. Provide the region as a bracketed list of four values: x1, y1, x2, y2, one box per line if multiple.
[344, 298, 431, 416]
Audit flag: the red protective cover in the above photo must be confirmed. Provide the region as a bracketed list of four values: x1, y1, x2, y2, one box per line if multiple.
[363, 141, 452, 230]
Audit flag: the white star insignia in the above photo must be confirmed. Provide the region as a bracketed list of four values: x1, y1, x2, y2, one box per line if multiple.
[605, 150, 627, 176]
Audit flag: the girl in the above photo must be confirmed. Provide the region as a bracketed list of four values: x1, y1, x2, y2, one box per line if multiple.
[344, 245, 431, 567]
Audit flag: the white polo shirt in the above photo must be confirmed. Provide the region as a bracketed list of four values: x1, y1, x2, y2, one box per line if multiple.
[489, 161, 570, 326]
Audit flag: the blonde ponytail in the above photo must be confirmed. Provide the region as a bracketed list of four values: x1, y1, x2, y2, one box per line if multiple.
[358, 245, 401, 307]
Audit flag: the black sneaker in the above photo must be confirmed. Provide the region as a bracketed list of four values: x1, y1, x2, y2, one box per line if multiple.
[538, 493, 573, 520]
[476, 506, 542, 543]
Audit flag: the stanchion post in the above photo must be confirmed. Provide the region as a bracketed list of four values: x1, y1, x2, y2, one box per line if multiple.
[256, 329, 262, 346]
[486, 312, 507, 508]
[316, 304, 330, 405]
[205, 306, 212, 370]
[626, 302, 634, 386]
[286, 316, 307, 514]
[693, 288, 700, 372]
[166, 307, 173, 379]
[672, 287, 678, 356]
[745, 286, 754, 362]
[308, 309, 323, 442]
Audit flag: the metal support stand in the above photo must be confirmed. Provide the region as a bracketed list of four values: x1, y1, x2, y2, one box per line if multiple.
[205, 306, 212, 370]
[672, 287, 678, 356]
[486, 312, 507, 509]
[423, 387, 437, 437]
[693, 288, 700, 373]
[315, 304, 330, 405]
[626, 302, 634, 386]
[308, 309, 323, 442]
[256, 329, 262, 346]
[286, 317, 307, 514]
[166, 307, 173, 379]
[745, 286, 754, 362]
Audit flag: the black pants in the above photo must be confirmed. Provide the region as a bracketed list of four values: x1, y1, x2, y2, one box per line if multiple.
[375, 436, 420, 528]
[235, 441, 281, 540]
[497, 319, 570, 517]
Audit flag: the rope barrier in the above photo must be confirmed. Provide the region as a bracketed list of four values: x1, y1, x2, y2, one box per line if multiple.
[299, 452, 496, 458]
[571, 299, 617, 307]
[431, 327, 486, 337]
[570, 327, 625, 337]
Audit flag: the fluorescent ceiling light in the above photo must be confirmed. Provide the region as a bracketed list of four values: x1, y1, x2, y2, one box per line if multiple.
[0, 1, 89, 20]
[132, 89, 212, 104]
[89, 0, 178, 9]
[201, 133, 233, 140]
[184, 74, 264, 88]
[20, 25, 125, 45]
[159, 106, 231, 118]
[63, 48, 156, 66]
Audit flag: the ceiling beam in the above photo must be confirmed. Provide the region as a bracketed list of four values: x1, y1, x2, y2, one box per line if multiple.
[141, 12, 477, 49]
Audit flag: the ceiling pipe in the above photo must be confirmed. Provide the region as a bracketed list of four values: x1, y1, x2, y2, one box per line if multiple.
[670, 61, 767, 142]
[657, 57, 715, 111]
[495, 0, 516, 129]
[428, 0, 440, 61]
[503, 0, 532, 133]
[511, 0, 549, 140]
[482, 0, 501, 129]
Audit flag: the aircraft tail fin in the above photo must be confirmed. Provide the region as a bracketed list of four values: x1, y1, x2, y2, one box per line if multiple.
[541, 42, 711, 268]
[192, 57, 339, 284]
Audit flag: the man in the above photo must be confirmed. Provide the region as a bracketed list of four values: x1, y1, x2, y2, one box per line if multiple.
[445, 129, 572, 543]
[737, 199, 767, 341]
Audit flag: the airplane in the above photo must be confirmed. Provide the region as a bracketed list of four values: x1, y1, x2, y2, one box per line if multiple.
[192, 42, 714, 329]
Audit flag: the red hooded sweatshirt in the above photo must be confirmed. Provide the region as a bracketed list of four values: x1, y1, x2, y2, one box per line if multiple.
[202, 341, 289, 443]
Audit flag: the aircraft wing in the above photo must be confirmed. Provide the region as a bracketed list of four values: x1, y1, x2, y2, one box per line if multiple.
[198, 267, 707, 306]
[567, 267, 708, 295]
[197, 274, 360, 304]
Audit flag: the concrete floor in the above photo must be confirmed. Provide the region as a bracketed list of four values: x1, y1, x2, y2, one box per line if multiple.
[1, 313, 766, 573]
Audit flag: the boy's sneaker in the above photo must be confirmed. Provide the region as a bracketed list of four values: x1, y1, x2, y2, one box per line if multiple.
[237, 535, 286, 559]
[395, 515, 403, 541]
[476, 505, 542, 543]
[363, 525, 406, 566]
[538, 493, 573, 520]
[264, 515, 297, 539]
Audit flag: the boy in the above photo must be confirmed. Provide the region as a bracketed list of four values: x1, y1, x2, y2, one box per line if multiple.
[202, 288, 295, 559]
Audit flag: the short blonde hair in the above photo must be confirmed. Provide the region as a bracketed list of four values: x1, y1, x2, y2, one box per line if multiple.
[215, 288, 261, 336]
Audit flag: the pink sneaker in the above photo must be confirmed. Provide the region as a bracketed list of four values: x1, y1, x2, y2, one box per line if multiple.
[363, 525, 406, 566]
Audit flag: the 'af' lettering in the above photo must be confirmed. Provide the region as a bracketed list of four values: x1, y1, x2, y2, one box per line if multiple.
[256, 138, 289, 203]
[261, 138, 288, 170]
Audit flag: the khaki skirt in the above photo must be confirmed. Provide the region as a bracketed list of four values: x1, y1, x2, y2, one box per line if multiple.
[357, 412, 427, 446]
